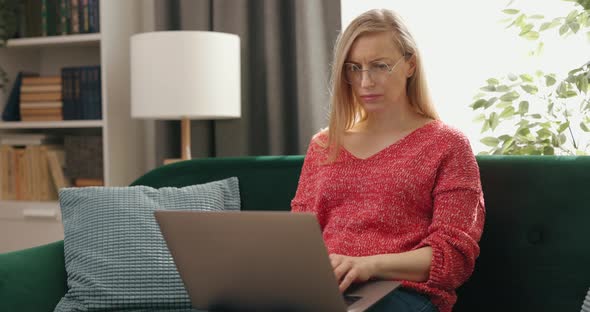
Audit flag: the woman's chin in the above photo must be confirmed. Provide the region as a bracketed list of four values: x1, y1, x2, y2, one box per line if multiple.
[361, 102, 386, 113]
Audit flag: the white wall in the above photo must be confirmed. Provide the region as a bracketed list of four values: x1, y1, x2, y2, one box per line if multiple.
[341, 0, 590, 153]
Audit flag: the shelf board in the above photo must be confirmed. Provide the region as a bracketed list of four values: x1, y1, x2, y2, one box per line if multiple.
[6, 33, 101, 48]
[0, 200, 61, 221]
[0, 120, 103, 129]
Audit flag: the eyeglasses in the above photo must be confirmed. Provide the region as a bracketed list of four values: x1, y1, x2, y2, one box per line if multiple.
[343, 56, 405, 85]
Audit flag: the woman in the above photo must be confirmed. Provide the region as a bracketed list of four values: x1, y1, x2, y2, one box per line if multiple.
[291, 9, 485, 312]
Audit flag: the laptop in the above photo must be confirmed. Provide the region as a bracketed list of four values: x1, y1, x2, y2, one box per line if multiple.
[155, 210, 401, 312]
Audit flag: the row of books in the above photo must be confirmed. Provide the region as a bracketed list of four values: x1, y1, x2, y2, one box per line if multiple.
[20, 75, 63, 122]
[1, 66, 102, 122]
[18, 0, 100, 38]
[0, 134, 105, 201]
[0, 144, 66, 201]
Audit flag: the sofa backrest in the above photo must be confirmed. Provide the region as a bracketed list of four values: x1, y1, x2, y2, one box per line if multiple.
[132, 156, 303, 212]
[132, 155, 590, 312]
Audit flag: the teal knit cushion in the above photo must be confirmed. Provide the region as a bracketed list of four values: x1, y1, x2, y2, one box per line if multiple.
[55, 178, 240, 312]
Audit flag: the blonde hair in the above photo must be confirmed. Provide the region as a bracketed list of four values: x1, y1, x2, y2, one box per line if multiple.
[323, 9, 439, 162]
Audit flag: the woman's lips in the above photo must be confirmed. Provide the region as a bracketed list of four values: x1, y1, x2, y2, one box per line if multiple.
[360, 94, 382, 102]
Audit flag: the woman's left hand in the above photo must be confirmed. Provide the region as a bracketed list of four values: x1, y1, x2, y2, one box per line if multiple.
[329, 254, 375, 292]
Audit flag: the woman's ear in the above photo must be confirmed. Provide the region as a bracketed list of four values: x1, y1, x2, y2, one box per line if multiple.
[406, 54, 417, 78]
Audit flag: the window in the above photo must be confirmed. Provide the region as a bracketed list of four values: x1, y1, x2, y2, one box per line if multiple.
[341, 0, 590, 154]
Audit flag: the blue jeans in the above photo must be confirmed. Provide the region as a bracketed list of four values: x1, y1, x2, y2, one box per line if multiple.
[367, 288, 438, 312]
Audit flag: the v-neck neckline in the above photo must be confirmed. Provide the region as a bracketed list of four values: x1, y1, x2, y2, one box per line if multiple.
[341, 120, 439, 161]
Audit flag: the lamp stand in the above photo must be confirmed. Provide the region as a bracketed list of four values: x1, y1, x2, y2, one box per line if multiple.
[163, 118, 191, 165]
[181, 117, 191, 160]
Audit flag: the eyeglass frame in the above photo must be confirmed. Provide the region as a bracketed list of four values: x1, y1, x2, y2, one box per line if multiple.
[342, 55, 406, 85]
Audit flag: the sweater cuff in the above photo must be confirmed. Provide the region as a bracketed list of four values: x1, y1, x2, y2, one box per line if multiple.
[416, 239, 448, 290]
[427, 241, 447, 288]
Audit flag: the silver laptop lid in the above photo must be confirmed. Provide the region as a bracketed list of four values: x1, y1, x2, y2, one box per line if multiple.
[155, 210, 348, 312]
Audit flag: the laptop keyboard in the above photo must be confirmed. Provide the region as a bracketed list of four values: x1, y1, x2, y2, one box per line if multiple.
[343, 294, 362, 306]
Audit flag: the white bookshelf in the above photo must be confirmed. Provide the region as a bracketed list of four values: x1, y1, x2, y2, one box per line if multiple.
[0, 120, 103, 129]
[6, 33, 101, 48]
[0, 0, 147, 252]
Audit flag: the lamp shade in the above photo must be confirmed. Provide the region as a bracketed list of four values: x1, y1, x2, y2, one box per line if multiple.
[130, 31, 241, 119]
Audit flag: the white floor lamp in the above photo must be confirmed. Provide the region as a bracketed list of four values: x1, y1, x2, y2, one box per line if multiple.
[131, 31, 241, 162]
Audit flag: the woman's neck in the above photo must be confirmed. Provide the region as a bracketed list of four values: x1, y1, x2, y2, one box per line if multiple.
[358, 101, 424, 134]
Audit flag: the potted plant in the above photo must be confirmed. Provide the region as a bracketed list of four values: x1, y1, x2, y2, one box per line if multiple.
[470, 0, 590, 155]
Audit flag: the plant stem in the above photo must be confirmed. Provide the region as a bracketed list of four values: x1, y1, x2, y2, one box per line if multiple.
[568, 126, 577, 149]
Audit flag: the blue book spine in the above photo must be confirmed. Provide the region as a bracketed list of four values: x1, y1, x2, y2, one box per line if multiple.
[2, 72, 24, 121]
[94, 66, 102, 119]
[80, 66, 88, 119]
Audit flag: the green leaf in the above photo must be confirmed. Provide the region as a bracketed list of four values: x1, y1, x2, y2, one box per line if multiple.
[490, 112, 500, 130]
[559, 133, 567, 145]
[500, 106, 516, 119]
[543, 146, 555, 155]
[519, 23, 534, 35]
[568, 67, 583, 76]
[501, 137, 515, 153]
[481, 137, 500, 147]
[500, 91, 520, 101]
[517, 127, 531, 136]
[537, 128, 553, 138]
[564, 90, 578, 98]
[514, 14, 526, 27]
[471, 99, 488, 110]
[516, 119, 531, 129]
[487, 97, 498, 108]
[497, 101, 514, 109]
[519, 74, 534, 82]
[503, 9, 520, 15]
[566, 10, 579, 22]
[480, 85, 496, 92]
[581, 122, 590, 132]
[519, 101, 530, 114]
[473, 92, 486, 99]
[569, 22, 580, 33]
[498, 135, 512, 141]
[540, 22, 552, 31]
[576, 76, 589, 93]
[559, 23, 570, 35]
[587, 31, 590, 43]
[496, 85, 511, 92]
[523, 31, 540, 40]
[534, 42, 545, 56]
[530, 114, 542, 119]
[481, 119, 491, 133]
[486, 78, 500, 85]
[552, 133, 561, 147]
[558, 121, 570, 133]
[473, 113, 486, 122]
[557, 82, 569, 97]
[529, 14, 544, 19]
[520, 84, 538, 94]
[540, 20, 562, 31]
[545, 75, 557, 86]
[508, 73, 518, 81]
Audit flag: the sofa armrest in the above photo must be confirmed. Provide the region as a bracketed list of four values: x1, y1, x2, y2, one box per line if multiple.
[0, 240, 67, 312]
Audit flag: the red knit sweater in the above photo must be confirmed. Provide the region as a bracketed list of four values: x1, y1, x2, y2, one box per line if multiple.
[291, 120, 485, 312]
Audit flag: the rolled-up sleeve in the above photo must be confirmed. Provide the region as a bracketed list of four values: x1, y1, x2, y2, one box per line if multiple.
[415, 133, 486, 290]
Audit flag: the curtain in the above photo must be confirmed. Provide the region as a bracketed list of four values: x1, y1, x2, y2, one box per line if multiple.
[150, 0, 341, 163]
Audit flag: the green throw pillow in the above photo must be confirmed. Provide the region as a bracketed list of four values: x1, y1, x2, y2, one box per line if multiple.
[55, 177, 240, 312]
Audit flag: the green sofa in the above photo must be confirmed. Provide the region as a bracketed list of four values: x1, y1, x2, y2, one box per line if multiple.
[1, 155, 589, 312]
